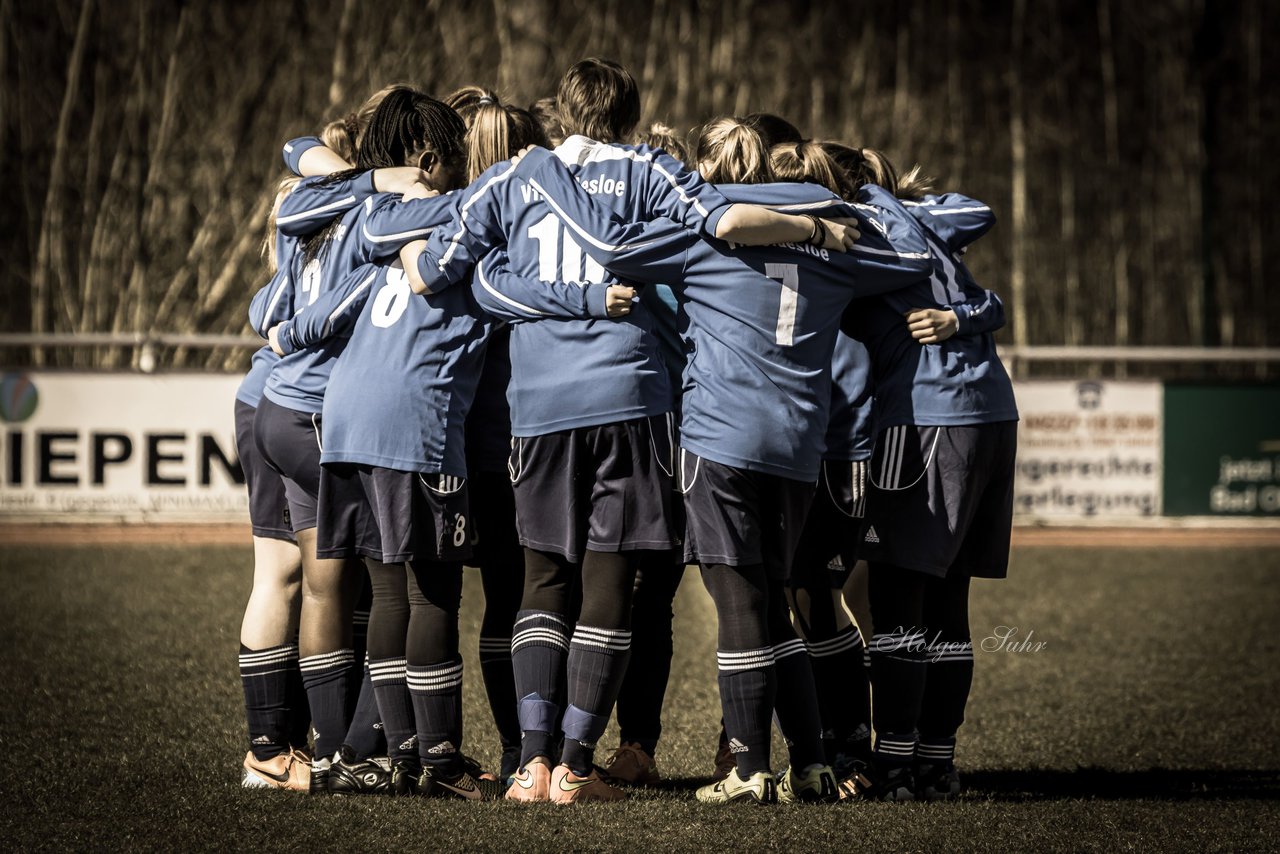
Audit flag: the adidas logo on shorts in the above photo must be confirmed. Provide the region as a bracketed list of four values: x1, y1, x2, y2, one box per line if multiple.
[864, 526, 881, 544]
[728, 738, 748, 754]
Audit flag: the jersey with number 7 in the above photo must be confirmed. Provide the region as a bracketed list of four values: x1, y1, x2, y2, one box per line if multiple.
[504, 150, 934, 482]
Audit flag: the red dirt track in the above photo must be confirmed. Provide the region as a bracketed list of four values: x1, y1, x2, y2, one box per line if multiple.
[1, 524, 1278, 549]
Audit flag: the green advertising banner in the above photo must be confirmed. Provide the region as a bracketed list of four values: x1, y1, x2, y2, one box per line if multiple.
[1163, 385, 1280, 516]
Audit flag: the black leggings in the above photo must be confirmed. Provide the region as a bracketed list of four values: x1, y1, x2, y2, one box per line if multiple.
[522, 548, 636, 630]
[365, 558, 462, 665]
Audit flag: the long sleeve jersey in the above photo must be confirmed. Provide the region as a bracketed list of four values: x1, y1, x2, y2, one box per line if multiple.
[843, 193, 1017, 429]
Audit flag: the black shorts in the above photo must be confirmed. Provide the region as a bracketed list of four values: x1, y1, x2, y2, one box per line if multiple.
[791, 459, 869, 590]
[466, 468, 522, 570]
[678, 449, 815, 581]
[318, 463, 472, 564]
[508, 414, 678, 563]
[234, 400, 295, 542]
[860, 421, 1017, 579]
[253, 397, 323, 533]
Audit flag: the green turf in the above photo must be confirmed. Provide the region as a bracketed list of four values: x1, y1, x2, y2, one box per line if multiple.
[1, 545, 1278, 852]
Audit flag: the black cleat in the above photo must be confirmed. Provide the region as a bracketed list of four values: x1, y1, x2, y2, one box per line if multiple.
[390, 760, 422, 796]
[423, 765, 507, 800]
[327, 746, 391, 795]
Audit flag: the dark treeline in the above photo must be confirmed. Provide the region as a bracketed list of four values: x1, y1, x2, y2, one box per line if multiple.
[2, 0, 1275, 370]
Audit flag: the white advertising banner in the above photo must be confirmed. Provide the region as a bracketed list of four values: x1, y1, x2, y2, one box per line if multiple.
[1013, 380, 1162, 519]
[0, 372, 247, 522]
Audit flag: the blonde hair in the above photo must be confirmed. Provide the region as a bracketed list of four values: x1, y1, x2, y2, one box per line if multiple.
[637, 122, 688, 165]
[466, 100, 550, 182]
[445, 85, 501, 128]
[856, 148, 934, 200]
[321, 83, 407, 163]
[770, 141, 859, 201]
[695, 117, 773, 185]
[262, 176, 301, 271]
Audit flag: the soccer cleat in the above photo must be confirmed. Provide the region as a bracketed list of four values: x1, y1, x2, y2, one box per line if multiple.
[309, 753, 336, 794]
[549, 765, 626, 804]
[327, 747, 391, 795]
[504, 757, 553, 802]
[389, 761, 421, 796]
[422, 766, 506, 801]
[915, 763, 961, 801]
[603, 742, 661, 786]
[834, 758, 875, 802]
[461, 754, 502, 784]
[695, 769, 778, 805]
[850, 764, 915, 802]
[241, 750, 310, 792]
[777, 763, 839, 804]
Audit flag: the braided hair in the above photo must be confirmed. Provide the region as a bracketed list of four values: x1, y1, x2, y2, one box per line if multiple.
[301, 87, 465, 265]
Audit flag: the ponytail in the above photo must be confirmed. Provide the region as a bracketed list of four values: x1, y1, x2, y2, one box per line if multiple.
[466, 99, 549, 182]
[855, 148, 934, 200]
[695, 117, 773, 184]
[770, 140, 859, 201]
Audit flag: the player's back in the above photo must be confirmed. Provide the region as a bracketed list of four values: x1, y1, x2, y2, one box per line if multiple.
[845, 194, 1017, 429]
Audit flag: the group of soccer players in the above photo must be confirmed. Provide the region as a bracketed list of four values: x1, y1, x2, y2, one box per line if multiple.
[231, 57, 1017, 806]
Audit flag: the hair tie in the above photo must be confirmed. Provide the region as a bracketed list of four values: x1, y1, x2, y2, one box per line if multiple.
[477, 95, 496, 106]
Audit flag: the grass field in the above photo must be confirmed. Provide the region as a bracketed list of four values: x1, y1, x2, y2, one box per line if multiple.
[2, 541, 1279, 852]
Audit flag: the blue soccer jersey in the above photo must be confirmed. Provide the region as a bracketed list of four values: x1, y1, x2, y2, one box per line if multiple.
[263, 188, 454, 414]
[824, 331, 875, 462]
[844, 193, 1017, 429]
[272, 202, 615, 475]
[506, 150, 933, 481]
[402, 137, 736, 436]
[237, 229, 302, 407]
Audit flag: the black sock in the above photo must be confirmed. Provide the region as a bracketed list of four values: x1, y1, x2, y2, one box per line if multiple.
[477, 555, 523, 756]
[716, 648, 776, 776]
[919, 574, 973, 767]
[767, 580, 825, 771]
[240, 642, 297, 760]
[562, 625, 632, 774]
[299, 648, 354, 760]
[867, 564, 928, 769]
[284, 638, 311, 750]
[409, 657, 464, 773]
[617, 552, 682, 756]
[512, 610, 570, 766]
[370, 656, 417, 766]
[342, 657, 384, 760]
[807, 625, 870, 758]
[701, 562, 775, 777]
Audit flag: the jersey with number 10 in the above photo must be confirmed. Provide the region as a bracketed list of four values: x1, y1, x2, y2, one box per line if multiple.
[408, 136, 734, 437]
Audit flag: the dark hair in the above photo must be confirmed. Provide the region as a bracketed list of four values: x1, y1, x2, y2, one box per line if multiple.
[771, 140, 860, 201]
[529, 96, 566, 147]
[555, 58, 640, 142]
[302, 87, 466, 264]
[742, 112, 803, 149]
